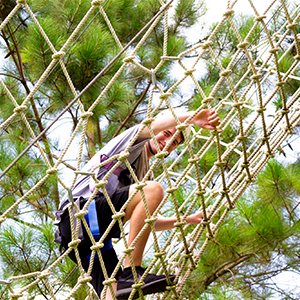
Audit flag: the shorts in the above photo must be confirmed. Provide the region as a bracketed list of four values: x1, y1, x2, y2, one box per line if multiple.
[59, 185, 130, 297]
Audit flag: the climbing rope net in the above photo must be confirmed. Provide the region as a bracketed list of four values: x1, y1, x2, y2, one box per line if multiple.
[0, 0, 300, 299]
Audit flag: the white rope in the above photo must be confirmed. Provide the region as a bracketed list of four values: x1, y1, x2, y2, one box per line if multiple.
[0, 1, 299, 299]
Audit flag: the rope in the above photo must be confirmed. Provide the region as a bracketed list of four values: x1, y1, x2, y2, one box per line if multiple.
[0, 0, 299, 299]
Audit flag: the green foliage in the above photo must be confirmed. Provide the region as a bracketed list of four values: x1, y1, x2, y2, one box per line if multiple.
[0, 78, 26, 121]
[172, 0, 206, 33]
[182, 159, 300, 299]
[0, 223, 58, 297]
[1, 1, 299, 299]
[0, 0, 207, 298]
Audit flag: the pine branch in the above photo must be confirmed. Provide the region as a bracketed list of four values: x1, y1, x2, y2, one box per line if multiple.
[16, 185, 55, 220]
[0, 72, 23, 81]
[2, 22, 60, 209]
[202, 253, 253, 288]
[17, 134, 76, 171]
[0, 212, 42, 231]
[25, 199, 55, 219]
[112, 80, 151, 138]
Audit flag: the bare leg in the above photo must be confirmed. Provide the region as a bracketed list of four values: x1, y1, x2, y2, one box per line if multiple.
[123, 181, 164, 268]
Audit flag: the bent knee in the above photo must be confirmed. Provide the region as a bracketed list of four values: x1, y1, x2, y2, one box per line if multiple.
[145, 181, 164, 200]
[129, 181, 164, 205]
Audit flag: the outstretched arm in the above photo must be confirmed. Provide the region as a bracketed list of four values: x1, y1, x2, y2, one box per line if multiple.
[154, 211, 204, 231]
[139, 109, 220, 138]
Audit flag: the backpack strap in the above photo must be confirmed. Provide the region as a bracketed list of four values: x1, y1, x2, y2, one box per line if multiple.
[84, 199, 113, 257]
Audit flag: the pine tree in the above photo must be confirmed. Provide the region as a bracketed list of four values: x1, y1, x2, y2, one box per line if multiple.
[0, 0, 206, 298]
[177, 3, 300, 299]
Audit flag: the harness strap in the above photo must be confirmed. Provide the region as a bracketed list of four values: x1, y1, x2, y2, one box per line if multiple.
[101, 155, 124, 177]
[86, 239, 113, 262]
[84, 199, 113, 258]
[84, 198, 100, 239]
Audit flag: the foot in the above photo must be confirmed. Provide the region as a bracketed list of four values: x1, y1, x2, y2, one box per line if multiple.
[116, 266, 175, 300]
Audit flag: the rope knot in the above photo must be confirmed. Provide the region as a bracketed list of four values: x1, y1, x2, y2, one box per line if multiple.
[206, 232, 215, 240]
[52, 51, 65, 60]
[223, 9, 234, 17]
[151, 69, 158, 88]
[214, 160, 225, 167]
[221, 188, 230, 195]
[237, 135, 247, 141]
[174, 221, 186, 227]
[103, 278, 117, 285]
[175, 124, 187, 133]
[166, 186, 178, 193]
[255, 15, 266, 22]
[188, 157, 199, 164]
[145, 217, 158, 224]
[123, 56, 135, 63]
[123, 246, 135, 254]
[68, 239, 82, 248]
[232, 101, 245, 108]
[184, 252, 193, 260]
[159, 93, 172, 99]
[91, 0, 104, 6]
[251, 73, 262, 81]
[132, 282, 144, 289]
[155, 151, 169, 158]
[46, 167, 58, 175]
[287, 22, 298, 29]
[16, 0, 26, 4]
[118, 151, 129, 160]
[237, 42, 249, 49]
[74, 210, 88, 219]
[195, 189, 205, 196]
[13, 105, 27, 113]
[241, 161, 250, 168]
[201, 41, 213, 49]
[142, 117, 155, 125]
[91, 243, 104, 251]
[256, 107, 266, 113]
[154, 250, 166, 257]
[246, 176, 256, 183]
[78, 275, 92, 284]
[202, 96, 214, 104]
[95, 180, 108, 188]
[161, 55, 181, 61]
[202, 220, 211, 226]
[294, 55, 300, 61]
[0, 216, 7, 223]
[225, 202, 236, 209]
[269, 47, 279, 54]
[135, 182, 147, 190]
[112, 212, 125, 220]
[80, 112, 93, 119]
[267, 151, 275, 158]
[184, 69, 196, 76]
[37, 270, 51, 279]
[220, 69, 232, 77]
